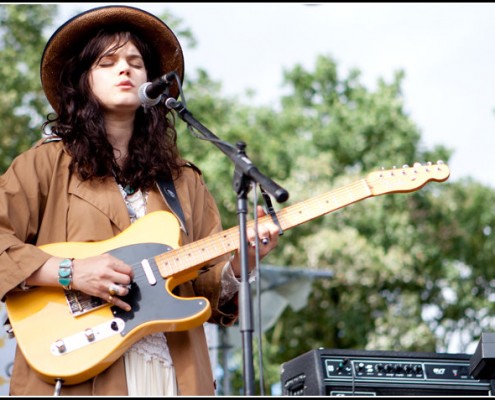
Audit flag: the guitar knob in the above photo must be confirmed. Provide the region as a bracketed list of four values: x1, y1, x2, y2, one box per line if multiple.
[55, 339, 66, 353]
[84, 328, 95, 342]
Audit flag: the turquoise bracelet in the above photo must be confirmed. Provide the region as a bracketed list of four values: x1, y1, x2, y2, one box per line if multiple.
[58, 258, 74, 290]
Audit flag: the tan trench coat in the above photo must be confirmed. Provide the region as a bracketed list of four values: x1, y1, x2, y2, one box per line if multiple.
[0, 139, 238, 396]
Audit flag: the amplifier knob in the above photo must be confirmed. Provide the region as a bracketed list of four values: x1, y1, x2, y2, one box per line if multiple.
[337, 359, 350, 372]
[413, 365, 423, 374]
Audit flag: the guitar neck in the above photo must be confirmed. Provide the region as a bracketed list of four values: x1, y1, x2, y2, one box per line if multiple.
[155, 161, 450, 279]
[155, 178, 371, 278]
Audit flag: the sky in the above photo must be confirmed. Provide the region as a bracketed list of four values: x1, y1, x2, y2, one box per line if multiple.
[53, 2, 495, 189]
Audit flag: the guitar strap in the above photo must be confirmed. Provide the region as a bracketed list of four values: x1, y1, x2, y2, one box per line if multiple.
[155, 176, 188, 236]
[156, 178, 283, 238]
[260, 186, 284, 236]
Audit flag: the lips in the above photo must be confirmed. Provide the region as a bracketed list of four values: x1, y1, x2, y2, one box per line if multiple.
[117, 80, 134, 88]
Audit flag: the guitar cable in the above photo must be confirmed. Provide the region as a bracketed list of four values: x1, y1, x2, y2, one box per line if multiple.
[251, 183, 266, 396]
[253, 183, 285, 395]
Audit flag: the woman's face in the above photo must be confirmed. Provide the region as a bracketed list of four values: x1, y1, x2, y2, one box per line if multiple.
[89, 40, 148, 114]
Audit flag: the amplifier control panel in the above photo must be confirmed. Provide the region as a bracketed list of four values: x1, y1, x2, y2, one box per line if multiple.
[323, 356, 477, 384]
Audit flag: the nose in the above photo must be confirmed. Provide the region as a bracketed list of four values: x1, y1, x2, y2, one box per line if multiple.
[117, 59, 131, 76]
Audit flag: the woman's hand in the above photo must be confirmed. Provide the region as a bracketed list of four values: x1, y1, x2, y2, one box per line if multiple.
[230, 205, 281, 278]
[71, 253, 134, 311]
[27, 253, 134, 311]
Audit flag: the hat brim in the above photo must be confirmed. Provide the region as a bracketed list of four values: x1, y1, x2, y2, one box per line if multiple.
[41, 5, 184, 113]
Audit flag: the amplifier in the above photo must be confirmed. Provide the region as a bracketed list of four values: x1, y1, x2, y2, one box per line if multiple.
[280, 348, 492, 396]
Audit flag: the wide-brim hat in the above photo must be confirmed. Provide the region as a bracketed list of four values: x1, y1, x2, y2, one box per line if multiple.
[41, 5, 184, 113]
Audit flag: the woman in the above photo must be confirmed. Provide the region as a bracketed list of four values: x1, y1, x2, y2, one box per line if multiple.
[0, 5, 279, 396]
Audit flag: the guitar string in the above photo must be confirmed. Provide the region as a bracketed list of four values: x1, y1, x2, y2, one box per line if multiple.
[124, 180, 367, 287]
[121, 166, 440, 289]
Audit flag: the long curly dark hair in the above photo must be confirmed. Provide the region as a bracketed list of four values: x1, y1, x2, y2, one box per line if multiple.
[42, 29, 184, 192]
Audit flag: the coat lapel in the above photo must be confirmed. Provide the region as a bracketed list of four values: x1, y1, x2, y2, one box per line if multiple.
[68, 176, 131, 232]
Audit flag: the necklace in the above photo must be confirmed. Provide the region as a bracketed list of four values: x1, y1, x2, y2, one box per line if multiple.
[112, 169, 134, 196]
[123, 184, 135, 196]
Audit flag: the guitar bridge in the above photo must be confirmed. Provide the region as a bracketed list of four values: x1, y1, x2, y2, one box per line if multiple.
[50, 318, 125, 355]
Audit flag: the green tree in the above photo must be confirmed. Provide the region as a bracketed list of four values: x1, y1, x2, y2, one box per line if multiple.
[213, 59, 495, 394]
[178, 56, 495, 395]
[176, 56, 457, 394]
[0, 4, 56, 171]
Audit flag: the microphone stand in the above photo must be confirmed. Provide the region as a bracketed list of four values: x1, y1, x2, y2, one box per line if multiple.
[165, 97, 289, 395]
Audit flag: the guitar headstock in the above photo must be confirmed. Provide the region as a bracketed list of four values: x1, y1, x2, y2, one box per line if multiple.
[366, 161, 450, 195]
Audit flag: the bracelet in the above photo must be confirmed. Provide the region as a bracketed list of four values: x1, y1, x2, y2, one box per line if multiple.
[58, 258, 74, 290]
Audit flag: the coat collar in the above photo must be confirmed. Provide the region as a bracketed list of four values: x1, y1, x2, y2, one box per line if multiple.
[68, 176, 131, 232]
[67, 175, 178, 234]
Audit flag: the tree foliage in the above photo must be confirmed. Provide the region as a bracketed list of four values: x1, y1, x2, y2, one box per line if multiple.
[0, 4, 56, 170]
[2, 4, 495, 396]
[178, 46, 495, 396]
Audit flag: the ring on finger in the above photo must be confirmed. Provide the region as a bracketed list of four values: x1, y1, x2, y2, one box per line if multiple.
[108, 283, 119, 296]
[108, 295, 114, 302]
[261, 237, 270, 245]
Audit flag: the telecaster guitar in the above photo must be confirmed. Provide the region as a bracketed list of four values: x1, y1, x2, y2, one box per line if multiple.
[4, 161, 450, 385]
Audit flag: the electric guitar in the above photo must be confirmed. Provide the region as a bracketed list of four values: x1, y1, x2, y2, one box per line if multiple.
[4, 162, 450, 385]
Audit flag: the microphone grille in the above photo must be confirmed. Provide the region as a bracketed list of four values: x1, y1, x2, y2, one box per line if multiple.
[138, 82, 161, 106]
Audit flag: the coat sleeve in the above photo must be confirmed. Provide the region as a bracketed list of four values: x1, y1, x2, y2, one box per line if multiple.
[0, 141, 60, 300]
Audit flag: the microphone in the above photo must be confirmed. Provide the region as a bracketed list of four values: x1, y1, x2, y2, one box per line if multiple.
[138, 71, 176, 107]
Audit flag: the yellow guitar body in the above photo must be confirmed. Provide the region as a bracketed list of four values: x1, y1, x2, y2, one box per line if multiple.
[5, 211, 212, 385]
